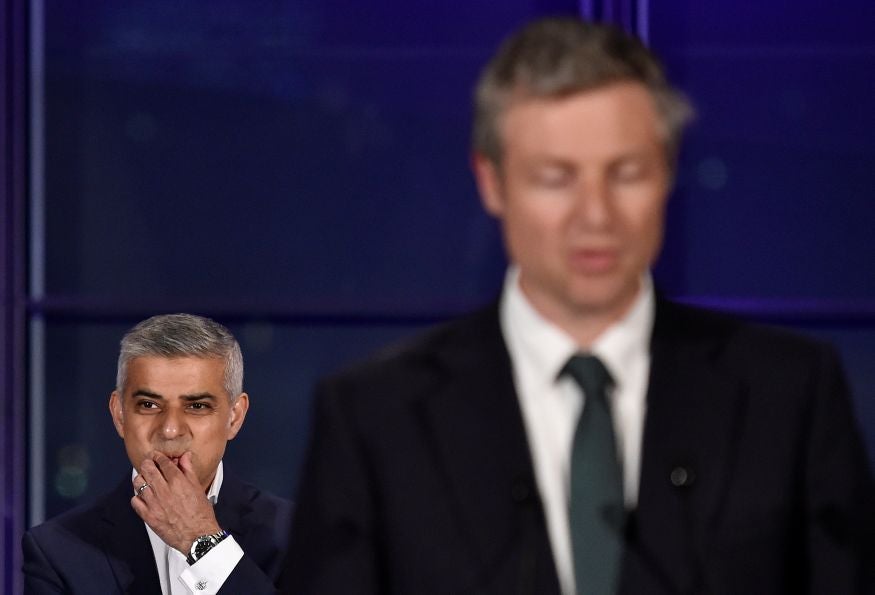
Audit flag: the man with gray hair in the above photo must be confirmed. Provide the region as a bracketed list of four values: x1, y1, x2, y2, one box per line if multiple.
[282, 16, 872, 594]
[23, 313, 291, 594]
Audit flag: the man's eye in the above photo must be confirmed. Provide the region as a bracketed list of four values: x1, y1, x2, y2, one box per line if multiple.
[188, 402, 212, 411]
[532, 168, 572, 188]
[137, 401, 158, 410]
[612, 161, 647, 182]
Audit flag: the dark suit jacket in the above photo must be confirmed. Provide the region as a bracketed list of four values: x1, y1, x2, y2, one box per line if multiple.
[23, 471, 292, 594]
[281, 299, 873, 594]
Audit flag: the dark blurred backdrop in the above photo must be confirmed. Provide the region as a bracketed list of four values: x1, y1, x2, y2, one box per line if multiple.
[3, 1, 874, 592]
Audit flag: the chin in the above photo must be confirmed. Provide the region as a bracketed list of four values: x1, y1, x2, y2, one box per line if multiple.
[568, 279, 621, 303]
[568, 286, 637, 317]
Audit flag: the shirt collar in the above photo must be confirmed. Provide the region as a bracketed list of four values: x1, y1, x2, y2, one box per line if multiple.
[590, 275, 654, 393]
[206, 460, 224, 504]
[500, 266, 654, 390]
[502, 267, 578, 385]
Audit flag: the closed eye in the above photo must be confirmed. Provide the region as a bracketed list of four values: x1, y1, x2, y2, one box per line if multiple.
[610, 156, 659, 184]
[614, 162, 645, 182]
[529, 163, 574, 189]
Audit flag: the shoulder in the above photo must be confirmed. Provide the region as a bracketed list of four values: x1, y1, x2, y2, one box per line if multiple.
[22, 482, 129, 580]
[25, 486, 119, 546]
[656, 297, 834, 352]
[304, 304, 506, 438]
[322, 303, 503, 392]
[655, 298, 843, 376]
[218, 473, 293, 566]
[221, 473, 293, 522]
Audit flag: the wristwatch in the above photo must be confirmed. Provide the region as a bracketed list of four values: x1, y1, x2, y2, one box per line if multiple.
[187, 529, 229, 565]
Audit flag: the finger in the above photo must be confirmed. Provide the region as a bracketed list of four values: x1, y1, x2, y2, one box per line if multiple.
[139, 457, 160, 480]
[131, 493, 149, 519]
[139, 458, 169, 495]
[130, 482, 160, 521]
[152, 452, 183, 481]
[139, 483, 157, 504]
[132, 475, 151, 499]
[178, 451, 198, 482]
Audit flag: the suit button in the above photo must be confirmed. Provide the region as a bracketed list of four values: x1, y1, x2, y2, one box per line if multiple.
[670, 466, 695, 488]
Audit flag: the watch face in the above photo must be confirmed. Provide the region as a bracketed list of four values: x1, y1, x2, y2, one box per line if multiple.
[194, 536, 215, 559]
[189, 531, 227, 563]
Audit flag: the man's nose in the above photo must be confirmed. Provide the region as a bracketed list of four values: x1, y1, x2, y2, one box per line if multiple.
[571, 175, 611, 228]
[159, 407, 189, 439]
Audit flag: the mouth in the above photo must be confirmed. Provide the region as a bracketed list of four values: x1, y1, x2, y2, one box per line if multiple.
[159, 452, 184, 466]
[569, 248, 619, 274]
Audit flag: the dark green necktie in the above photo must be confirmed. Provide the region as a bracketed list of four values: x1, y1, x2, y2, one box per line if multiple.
[563, 354, 623, 595]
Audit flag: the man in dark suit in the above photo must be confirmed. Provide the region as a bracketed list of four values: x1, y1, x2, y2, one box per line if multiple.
[23, 313, 291, 594]
[282, 17, 873, 594]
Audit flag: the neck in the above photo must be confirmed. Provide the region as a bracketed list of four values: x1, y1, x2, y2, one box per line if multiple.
[549, 306, 628, 349]
[201, 469, 218, 496]
[518, 280, 641, 349]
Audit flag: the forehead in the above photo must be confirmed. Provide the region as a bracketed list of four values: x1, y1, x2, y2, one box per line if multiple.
[124, 356, 226, 396]
[500, 82, 665, 158]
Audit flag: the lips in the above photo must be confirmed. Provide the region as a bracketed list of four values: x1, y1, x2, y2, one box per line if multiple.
[160, 452, 184, 466]
[569, 248, 619, 274]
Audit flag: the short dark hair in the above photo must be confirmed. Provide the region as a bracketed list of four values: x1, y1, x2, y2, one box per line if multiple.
[116, 313, 243, 400]
[473, 16, 693, 165]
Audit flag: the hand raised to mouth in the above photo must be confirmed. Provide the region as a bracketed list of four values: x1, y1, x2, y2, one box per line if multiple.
[131, 451, 221, 554]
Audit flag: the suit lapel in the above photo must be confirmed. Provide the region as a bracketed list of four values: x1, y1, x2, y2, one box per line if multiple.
[101, 478, 163, 594]
[413, 307, 559, 592]
[217, 472, 291, 584]
[623, 299, 748, 593]
[214, 473, 253, 545]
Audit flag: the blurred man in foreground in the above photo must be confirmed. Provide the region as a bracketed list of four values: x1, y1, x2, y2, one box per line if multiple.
[283, 16, 873, 594]
[24, 313, 291, 594]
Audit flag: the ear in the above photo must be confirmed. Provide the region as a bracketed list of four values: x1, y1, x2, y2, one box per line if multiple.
[471, 152, 506, 218]
[226, 393, 249, 440]
[109, 391, 125, 439]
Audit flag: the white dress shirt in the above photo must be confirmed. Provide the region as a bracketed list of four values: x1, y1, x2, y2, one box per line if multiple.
[135, 461, 244, 594]
[500, 267, 654, 595]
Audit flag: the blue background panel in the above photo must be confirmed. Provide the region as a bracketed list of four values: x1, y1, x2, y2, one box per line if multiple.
[651, 0, 875, 299]
[41, 1, 588, 308]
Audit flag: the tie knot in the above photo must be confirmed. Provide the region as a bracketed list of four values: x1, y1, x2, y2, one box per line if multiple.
[562, 354, 613, 399]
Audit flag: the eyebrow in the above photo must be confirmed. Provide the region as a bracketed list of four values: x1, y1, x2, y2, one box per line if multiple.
[528, 154, 574, 165]
[131, 390, 219, 402]
[181, 393, 219, 402]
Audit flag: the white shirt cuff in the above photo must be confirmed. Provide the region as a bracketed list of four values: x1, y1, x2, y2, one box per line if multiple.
[178, 536, 244, 594]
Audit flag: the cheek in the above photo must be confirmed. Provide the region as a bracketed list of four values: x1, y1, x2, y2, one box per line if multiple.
[122, 428, 151, 460]
[619, 195, 665, 239]
[506, 200, 565, 245]
[199, 419, 232, 445]
[124, 421, 151, 443]
[633, 210, 666, 262]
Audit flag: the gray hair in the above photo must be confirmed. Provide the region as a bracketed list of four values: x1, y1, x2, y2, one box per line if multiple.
[473, 16, 694, 166]
[116, 313, 243, 400]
